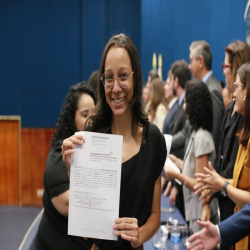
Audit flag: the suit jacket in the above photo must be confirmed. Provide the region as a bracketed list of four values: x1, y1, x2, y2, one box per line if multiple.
[233, 139, 250, 250]
[205, 73, 225, 153]
[170, 99, 186, 159]
[213, 101, 244, 221]
[219, 202, 250, 249]
[171, 73, 224, 155]
[169, 98, 186, 219]
[162, 99, 179, 134]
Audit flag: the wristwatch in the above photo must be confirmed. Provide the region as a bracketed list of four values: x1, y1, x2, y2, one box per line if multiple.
[221, 181, 229, 197]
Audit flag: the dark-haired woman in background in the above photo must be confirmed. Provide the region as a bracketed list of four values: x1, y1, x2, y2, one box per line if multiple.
[62, 34, 167, 250]
[164, 79, 218, 233]
[35, 82, 97, 250]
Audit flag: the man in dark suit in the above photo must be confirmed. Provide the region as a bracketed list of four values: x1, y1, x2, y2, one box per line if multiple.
[167, 60, 190, 219]
[171, 41, 224, 156]
[187, 202, 250, 250]
[170, 60, 190, 159]
[168, 41, 224, 220]
[162, 70, 178, 135]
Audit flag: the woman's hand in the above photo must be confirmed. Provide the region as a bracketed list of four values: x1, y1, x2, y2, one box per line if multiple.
[113, 218, 140, 248]
[200, 203, 210, 221]
[61, 134, 84, 176]
[194, 162, 224, 197]
[164, 166, 177, 181]
[169, 154, 183, 171]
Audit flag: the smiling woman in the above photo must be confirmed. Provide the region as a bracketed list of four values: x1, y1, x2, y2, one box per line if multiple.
[35, 82, 97, 250]
[62, 34, 167, 250]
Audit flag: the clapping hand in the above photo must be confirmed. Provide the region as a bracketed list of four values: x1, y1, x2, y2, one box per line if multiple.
[194, 162, 224, 200]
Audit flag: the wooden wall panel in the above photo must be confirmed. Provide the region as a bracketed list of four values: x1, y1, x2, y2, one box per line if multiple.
[0, 120, 19, 205]
[21, 128, 54, 206]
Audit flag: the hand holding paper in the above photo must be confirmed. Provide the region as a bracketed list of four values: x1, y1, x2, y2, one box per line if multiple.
[62, 133, 84, 176]
[164, 158, 181, 185]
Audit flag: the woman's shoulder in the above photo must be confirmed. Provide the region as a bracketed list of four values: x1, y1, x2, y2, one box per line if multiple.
[46, 140, 64, 167]
[157, 103, 167, 110]
[194, 128, 214, 146]
[195, 128, 212, 139]
[148, 122, 162, 136]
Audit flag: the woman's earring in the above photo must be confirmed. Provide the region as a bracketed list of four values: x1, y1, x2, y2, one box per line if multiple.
[244, 96, 246, 101]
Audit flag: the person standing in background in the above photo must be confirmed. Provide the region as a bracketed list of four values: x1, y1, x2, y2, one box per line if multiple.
[162, 70, 178, 135]
[145, 69, 159, 114]
[171, 41, 224, 156]
[149, 78, 168, 132]
[36, 83, 97, 250]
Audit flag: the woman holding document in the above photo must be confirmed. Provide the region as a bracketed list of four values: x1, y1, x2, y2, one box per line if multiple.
[35, 83, 96, 250]
[62, 34, 167, 250]
[164, 80, 219, 233]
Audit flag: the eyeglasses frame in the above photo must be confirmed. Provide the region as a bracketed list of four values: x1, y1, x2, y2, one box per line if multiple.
[101, 71, 134, 90]
[222, 63, 232, 70]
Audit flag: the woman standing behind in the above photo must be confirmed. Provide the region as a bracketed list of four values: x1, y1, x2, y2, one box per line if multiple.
[149, 78, 168, 132]
[164, 79, 218, 233]
[212, 41, 250, 226]
[36, 83, 97, 250]
[195, 63, 250, 250]
[62, 34, 167, 250]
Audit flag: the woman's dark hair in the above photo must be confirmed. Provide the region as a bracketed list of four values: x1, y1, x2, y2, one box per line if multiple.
[51, 82, 97, 146]
[237, 63, 250, 147]
[185, 79, 213, 132]
[87, 34, 149, 143]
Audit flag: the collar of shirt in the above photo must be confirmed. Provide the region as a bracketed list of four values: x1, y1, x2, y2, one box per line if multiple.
[178, 92, 185, 106]
[202, 70, 213, 84]
[169, 97, 178, 109]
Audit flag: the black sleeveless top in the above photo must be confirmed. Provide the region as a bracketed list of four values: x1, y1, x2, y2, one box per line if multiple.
[93, 123, 167, 249]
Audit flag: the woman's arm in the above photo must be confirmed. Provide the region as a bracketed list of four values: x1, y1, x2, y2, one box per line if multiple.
[137, 174, 161, 243]
[169, 154, 183, 171]
[114, 174, 161, 248]
[51, 190, 69, 216]
[225, 183, 250, 208]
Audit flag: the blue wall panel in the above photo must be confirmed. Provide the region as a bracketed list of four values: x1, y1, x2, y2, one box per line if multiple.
[141, 0, 246, 83]
[0, 0, 83, 127]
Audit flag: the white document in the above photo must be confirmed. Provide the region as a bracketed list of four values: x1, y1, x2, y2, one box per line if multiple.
[163, 134, 172, 159]
[68, 131, 123, 241]
[163, 134, 181, 185]
[165, 158, 181, 185]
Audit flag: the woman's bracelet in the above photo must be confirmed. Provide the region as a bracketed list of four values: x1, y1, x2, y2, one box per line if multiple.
[183, 177, 187, 186]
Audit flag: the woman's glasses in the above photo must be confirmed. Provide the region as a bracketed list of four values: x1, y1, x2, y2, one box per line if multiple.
[101, 71, 134, 90]
[222, 63, 232, 70]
